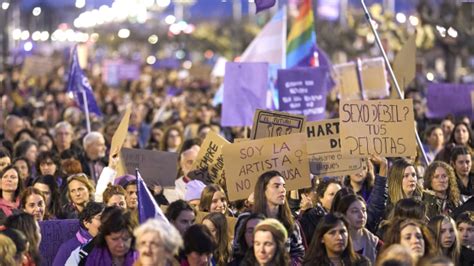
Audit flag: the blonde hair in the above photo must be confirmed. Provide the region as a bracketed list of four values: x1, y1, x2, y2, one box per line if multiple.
[67, 173, 95, 202]
[0, 234, 18, 265]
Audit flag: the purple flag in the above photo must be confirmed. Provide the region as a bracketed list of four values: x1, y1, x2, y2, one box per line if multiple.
[222, 62, 269, 126]
[277, 67, 329, 121]
[256, 0, 276, 13]
[136, 170, 169, 224]
[66, 46, 102, 116]
[427, 83, 474, 119]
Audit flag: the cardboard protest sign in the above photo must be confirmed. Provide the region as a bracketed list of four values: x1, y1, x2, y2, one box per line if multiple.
[334, 61, 361, 100]
[251, 109, 305, 139]
[223, 133, 311, 201]
[306, 119, 365, 176]
[360, 57, 389, 99]
[277, 67, 329, 121]
[339, 99, 416, 157]
[120, 148, 178, 187]
[392, 34, 417, 92]
[111, 104, 132, 177]
[190, 131, 229, 185]
[39, 219, 80, 266]
[21, 56, 56, 77]
[103, 60, 141, 86]
[426, 83, 474, 119]
[222, 62, 269, 126]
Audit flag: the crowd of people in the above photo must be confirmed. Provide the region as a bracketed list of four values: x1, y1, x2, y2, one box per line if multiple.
[0, 60, 473, 266]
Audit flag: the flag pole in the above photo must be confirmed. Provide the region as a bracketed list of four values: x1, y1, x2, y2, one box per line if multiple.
[360, 0, 429, 166]
[135, 168, 141, 223]
[81, 89, 91, 133]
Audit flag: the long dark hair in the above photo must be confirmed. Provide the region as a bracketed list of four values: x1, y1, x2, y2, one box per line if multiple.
[203, 212, 230, 265]
[94, 206, 136, 248]
[5, 213, 41, 265]
[234, 213, 266, 259]
[253, 170, 294, 232]
[33, 175, 62, 218]
[303, 213, 361, 265]
[0, 165, 24, 199]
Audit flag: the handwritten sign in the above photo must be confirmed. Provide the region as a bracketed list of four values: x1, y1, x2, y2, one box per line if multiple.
[334, 61, 360, 100]
[339, 99, 416, 157]
[251, 109, 305, 140]
[306, 119, 365, 176]
[120, 148, 178, 187]
[223, 133, 310, 201]
[277, 68, 329, 121]
[190, 131, 229, 185]
[21, 56, 56, 77]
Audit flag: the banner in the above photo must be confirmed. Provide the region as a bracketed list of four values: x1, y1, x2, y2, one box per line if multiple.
[339, 99, 416, 157]
[251, 109, 305, 139]
[222, 62, 269, 126]
[223, 133, 310, 201]
[306, 119, 365, 176]
[190, 131, 229, 185]
[426, 83, 474, 119]
[103, 61, 141, 86]
[277, 67, 329, 121]
[120, 148, 178, 187]
[39, 219, 80, 266]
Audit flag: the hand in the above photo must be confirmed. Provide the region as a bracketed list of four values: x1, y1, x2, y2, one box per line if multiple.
[370, 154, 388, 177]
[153, 184, 163, 195]
[108, 152, 120, 170]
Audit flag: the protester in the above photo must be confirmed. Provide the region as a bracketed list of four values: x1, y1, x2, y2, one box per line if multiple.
[13, 156, 32, 187]
[428, 215, 460, 264]
[202, 212, 230, 265]
[299, 178, 341, 245]
[374, 244, 415, 266]
[303, 213, 370, 266]
[199, 184, 230, 215]
[4, 213, 42, 265]
[82, 131, 107, 182]
[0, 165, 23, 222]
[75, 206, 137, 265]
[377, 198, 427, 239]
[241, 218, 290, 266]
[178, 224, 216, 266]
[0, 227, 29, 265]
[166, 200, 196, 236]
[103, 184, 127, 209]
[0, 234, 17, 266]
[184, 180, 206, 209]
[383, 218, 435, 262]
[19, 187, 48, 221]
[161, 126, 183, 153]
[133, 218, 183, 266]
[53, 202, 105, 266]
[230, 213, 266, 265]
[455, 211, 474, 266]
[62, 173, 95, 218]
[175, 139, 201, 200]
[423, 125, 445, 163]
[335, 194, 382, 263]
[449, 146, 474, 200]
[0, 148, 11, 172]
[32, 175, 62, 219]
[35, 150, 61, 179]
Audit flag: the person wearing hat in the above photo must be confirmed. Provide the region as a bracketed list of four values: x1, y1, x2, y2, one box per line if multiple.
[184, 180, 206, 210]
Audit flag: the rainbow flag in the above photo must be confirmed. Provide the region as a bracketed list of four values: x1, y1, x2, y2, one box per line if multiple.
[286, 0, 317, 68]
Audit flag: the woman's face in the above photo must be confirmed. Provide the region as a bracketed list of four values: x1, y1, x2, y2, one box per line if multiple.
[345, 200, 367, 230]
[14, 160, 29, 180]
[137, 231, 168, 266]
[320, 183, 341, 211]
[33, 183, 51, 207]
[1, 169, 19, 193]
[84, 212, 102, 237]
[322, 221, 348, 256]
[105, 229, 132, 258]
[68, 180, 90, 206]
[428, 128, 444, 147]
[39, 158, 57, 176]
[440, 219, 456, 249]
[454, 124, 470, 145]
[166, 130, 181, 149]
[254, 230, 276, 265]
[202, 219, 217, 241]
[399, 225, 425, 258]
[24, 193, 45, 221]
[402, 166, 417, 196]
[107, 194, 127, 209]
[431, 167, 449, 194]
[25, 145, 38, 164]
[350, 165, 368, 184]
[210, 191, 227, 214]
[453, 154, 472, 178]
[245, 218, 262, 248]
[265, 176, 286, 207]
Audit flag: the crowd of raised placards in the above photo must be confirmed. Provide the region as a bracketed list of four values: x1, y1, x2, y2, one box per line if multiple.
[0, 59, 473, 266]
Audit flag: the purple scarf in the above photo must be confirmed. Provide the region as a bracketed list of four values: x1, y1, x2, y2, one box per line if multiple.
[85, 246, 137, 266]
